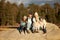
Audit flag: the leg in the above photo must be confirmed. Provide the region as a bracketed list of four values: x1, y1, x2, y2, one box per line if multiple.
[26, 27, 30, 33]
[26, 24, 31, 33]
[37, 27, 40, 33]
[35, 27, 39, 33]
[33, 26, 37, 33]
[43, 26, 47, 34]
[23, 27, 26, 34]
[19, 26, 23, 34]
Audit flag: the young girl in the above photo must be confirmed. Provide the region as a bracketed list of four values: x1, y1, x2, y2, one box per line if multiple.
[33, 12, 40, 33]
[19, 16, 27, 34]
[40, 18, 47, 34]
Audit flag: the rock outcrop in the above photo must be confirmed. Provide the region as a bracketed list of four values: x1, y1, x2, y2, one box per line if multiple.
[0, 23, 60, 40]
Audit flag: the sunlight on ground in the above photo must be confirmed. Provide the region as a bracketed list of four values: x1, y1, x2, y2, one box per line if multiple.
[0, 23, 60, 40]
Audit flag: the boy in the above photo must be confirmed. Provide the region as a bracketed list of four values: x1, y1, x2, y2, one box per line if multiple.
[19, 16, 27, 34]
[27, 13, 33, 33]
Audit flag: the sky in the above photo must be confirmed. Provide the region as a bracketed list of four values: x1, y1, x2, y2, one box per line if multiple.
[4, 0, 60, 6]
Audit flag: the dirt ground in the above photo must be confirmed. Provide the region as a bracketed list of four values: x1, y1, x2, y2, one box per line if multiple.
[0, 23, 60, 40]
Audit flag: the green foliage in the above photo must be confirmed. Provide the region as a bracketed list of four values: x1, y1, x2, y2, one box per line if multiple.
[0, 1, 60, 26]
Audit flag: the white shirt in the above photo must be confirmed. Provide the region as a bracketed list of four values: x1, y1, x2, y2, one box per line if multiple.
[27, 18, 32, 24]
[33, 17, 40, 28]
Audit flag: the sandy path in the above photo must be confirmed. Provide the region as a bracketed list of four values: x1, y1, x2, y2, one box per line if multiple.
[0, 23, 60, 40]
[0, 28, 47, 40]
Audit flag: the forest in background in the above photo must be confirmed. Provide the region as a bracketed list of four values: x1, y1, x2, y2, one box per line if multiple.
[0, 0, 60, 26]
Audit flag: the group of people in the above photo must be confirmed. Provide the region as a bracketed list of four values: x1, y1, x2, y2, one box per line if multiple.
[19, 12, 47, 34]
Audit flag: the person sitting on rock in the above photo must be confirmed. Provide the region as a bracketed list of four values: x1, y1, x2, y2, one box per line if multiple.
[26, 13, 33, 33]
[40, 18, 47, 34]
[19, 16, 27, 34]
[32, 12, 40, 33]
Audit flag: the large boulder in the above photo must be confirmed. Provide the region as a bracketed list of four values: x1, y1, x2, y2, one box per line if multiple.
[0, 23, 60, 40]
[47, 29, 60, 40]
[46, 23, 60, 40]
[46, 23, 59, 33]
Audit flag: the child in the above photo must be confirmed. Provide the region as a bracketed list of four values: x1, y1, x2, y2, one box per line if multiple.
[19, 16, 27, 34]
[33, 12, 40, 33]
[27, 13, 33, 33]
[40, 18, 47, 34]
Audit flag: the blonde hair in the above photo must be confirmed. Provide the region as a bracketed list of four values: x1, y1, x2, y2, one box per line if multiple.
[23, 16, 27, 19]
[34, 12, 39, 16]
[22, 16, 27, 22]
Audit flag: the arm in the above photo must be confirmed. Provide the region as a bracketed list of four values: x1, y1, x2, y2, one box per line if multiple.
[33, 18, 36, 23]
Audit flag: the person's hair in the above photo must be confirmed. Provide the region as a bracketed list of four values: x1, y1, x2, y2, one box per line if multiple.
[29, 12, 32, 15]
[22, 16, 27, 22]
[27, 12, 33, 17]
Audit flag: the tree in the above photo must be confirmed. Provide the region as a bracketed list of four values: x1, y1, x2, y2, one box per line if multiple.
[54, 3, 60, 22]
[41, 3, 57, 23]
[27, 3, 41, 16]
[5, 2, 18, 25]
[16, 3, 28, 23]
[0, 0, 6, 25]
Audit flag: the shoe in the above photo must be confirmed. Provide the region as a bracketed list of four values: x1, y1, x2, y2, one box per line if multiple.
[27, 30, 30, 34]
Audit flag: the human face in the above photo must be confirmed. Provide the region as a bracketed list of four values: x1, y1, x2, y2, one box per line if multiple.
[34, 15, 39, 19]
[34, 12, 39, 18]
[23, 16, 27, 21]
[29, 14, 32, 18]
